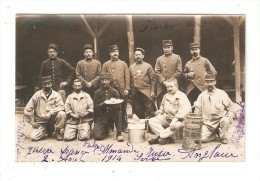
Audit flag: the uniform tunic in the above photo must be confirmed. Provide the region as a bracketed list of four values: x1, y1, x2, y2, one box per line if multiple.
[183, 56, 216, 95]
[155, 54, 182, 96]
[149, 91, 191, 139]
[129, 61, 156, 119]
[92, 85, 122, 140]
[64, 91, 94, 141]
[195, 88, 235, 141]
[39, 58, 75, 91]
[102, 59, 130, 95]
[24, 90, 66, 140]
[76, 59, 101, 88]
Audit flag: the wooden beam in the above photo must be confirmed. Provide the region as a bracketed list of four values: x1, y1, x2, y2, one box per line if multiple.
[80, 15, 96, 38]
[97, 20, 112, 38]
[126, 15, 135, 65]
[233, 17, 242, 102]
[222, 16, 234, 26]
[194, 15, 201, 43]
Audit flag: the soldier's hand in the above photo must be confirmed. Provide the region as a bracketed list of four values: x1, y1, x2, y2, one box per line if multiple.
[60, 82, 68, 88]
[170, 118, 178, 131]
[70, 113, 79, 119]
[86, 82, 92, 88]
[31, 122, 40, 129]
[188, 72, 195, 78]
[124, 90, 129, 96]
[151, 92, 155, 98]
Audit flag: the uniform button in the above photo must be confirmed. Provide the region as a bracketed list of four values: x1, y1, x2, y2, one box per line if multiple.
[199, 78, 201, 81]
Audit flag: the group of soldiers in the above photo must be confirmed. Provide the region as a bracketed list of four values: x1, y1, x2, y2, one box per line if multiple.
[23, 40, 237, 145]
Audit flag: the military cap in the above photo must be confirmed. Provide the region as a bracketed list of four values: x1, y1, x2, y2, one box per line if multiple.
[190, 42, 200, 49]
[205, 73, 216, 81]
[41, 76, 52, 84]
[100, 73, 111, 79]
[108, 44, 119, 52]
[83, 44, 93, 51]
[48, 43, 58, 51]
[162, 40, 173, 47]
[135, 47, 145, 55]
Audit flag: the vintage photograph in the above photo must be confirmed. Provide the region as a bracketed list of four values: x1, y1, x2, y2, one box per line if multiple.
[15, 14, 245, 162]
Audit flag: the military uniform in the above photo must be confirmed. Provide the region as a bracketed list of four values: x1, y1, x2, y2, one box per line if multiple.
[39, 58, 75, 91]
[102, 59, 130, 129]
[64, 91, 94, 141]
[149, 90, 191, 140]
[92, 84, 121, 140]
[155, 53, 182, 108]
[24, 89, 66, 141]
[76, 59, 101, 98]
[183, 56, 217, 104]
[129, 61, 156, 119]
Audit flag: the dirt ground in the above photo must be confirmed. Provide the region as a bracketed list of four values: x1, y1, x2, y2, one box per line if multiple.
[15, 108, 245, 162]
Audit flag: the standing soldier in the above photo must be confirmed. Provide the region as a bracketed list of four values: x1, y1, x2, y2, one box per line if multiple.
[183, 42, 217, 106]
[102, 44, 130, 132]
[39, 43, 75, 102]
[129, 47, 156, 119]
[76, 44, 102, 99]
[155, 40, 182, 109]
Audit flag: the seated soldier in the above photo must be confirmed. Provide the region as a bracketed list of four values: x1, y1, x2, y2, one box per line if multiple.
[63, 79, 94, 141]
[194, 73, 236, 144]
[148, 79, 191, 145]
[92, 73, 124, 142]
[24, 76, 66, 141]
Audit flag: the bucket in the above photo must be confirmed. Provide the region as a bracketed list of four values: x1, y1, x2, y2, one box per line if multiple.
[128, 119, 146, 143]
[182, 113, 203, 150]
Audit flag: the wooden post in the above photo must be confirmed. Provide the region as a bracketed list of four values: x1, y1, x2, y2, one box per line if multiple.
[94, 37, 98, 60]
[194, 15, 201, 43]
[126, 15, 135, 65]
[233, 17, 242, 102]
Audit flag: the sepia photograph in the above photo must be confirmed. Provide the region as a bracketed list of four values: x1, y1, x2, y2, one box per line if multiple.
[15, 14, 245, 162]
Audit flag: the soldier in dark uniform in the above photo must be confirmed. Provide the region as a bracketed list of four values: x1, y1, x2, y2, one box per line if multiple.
[155, 40, 183, 109]
[92, 73, 124, 142]
[129, 47, 156, 119]
[102, 44, 130, 132]
[183, 42, 217, 106]
[76, 44, 102, 99]
[39, 43, 75, 102]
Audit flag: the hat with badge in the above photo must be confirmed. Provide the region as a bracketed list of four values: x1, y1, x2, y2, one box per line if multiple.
[205, 73, 216, 81]
[100, 73, 111, 79]
[48, 43, 58, 51]
[108, 44, 119, 52]
[135, 47, 145, 55]
[41, 76, 52, 84]
[190, 42, 200, 49]
[83, 44, 93, 51]
[162, 40, 173, 47]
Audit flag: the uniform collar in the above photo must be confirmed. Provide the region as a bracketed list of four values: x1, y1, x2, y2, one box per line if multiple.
[71, 91, 84, 99]
[40, 90, 54, 100]
[192, 55, 201, 61]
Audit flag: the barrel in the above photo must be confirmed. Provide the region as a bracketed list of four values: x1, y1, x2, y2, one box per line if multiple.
[128, 119, 146, 143]
[182, 113, 203, 150]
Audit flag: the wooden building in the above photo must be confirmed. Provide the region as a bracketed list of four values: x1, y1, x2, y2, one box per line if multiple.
[16, 14, 245, 105]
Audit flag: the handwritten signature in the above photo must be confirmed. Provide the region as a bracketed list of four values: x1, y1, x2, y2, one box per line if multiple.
[16, 117, 26, 160]
[178, 144, 238, 162]
[138, 19, 226, 32]
[134, 147, 172, 161]
[231, 102, 245, 148]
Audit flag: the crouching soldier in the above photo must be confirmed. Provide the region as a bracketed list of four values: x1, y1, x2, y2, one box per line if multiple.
[148, 79, 191, 145]
[194, 73, 235, 144]
[92, 73, 124, 142]
[63, 79, 94, 141]
[24, 76, 66, 141]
